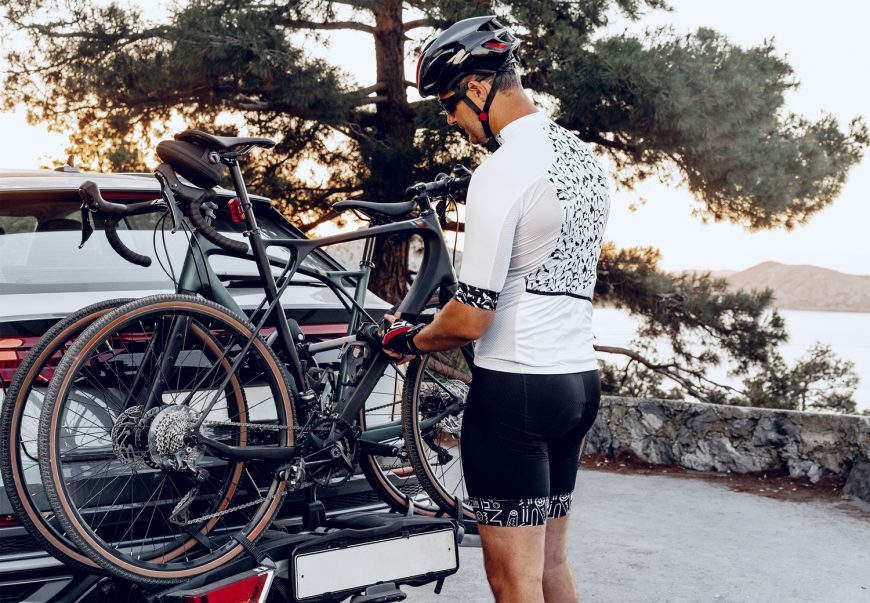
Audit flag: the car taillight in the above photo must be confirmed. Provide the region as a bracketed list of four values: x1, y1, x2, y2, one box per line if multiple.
[0, 337, 39, 382]
[181, 568, 274, 603]
[0, 514, 22, 528]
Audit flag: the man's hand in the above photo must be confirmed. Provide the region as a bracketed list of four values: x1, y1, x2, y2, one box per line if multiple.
[381, 313, 420, 365]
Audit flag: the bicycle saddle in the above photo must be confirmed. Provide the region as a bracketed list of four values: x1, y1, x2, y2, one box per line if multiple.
[175, 129, 276, 150]
[333, 199, 417, 219]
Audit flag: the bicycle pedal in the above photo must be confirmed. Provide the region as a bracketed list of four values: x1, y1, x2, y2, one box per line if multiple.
[349, 582, 407, 602]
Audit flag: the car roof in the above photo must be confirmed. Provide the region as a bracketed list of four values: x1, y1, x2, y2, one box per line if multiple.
[0, 169, 270, 203]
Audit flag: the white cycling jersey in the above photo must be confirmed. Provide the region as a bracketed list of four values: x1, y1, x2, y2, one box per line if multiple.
[455, 111, 610, 373]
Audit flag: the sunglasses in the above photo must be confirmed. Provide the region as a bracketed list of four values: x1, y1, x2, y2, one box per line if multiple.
[438, 86, 469, 115]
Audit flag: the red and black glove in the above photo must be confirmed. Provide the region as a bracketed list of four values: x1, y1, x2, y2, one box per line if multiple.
[382, 320, 425, 356]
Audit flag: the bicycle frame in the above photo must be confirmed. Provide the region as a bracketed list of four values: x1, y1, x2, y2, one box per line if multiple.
[146, 159, 459, 463]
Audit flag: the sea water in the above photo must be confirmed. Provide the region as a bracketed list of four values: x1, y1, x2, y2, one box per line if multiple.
[592, 308, 870, 413]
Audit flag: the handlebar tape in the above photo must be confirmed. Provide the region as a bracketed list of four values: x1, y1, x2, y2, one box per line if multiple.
[187, 192, 249, 255]
[104, 220, 152, 267]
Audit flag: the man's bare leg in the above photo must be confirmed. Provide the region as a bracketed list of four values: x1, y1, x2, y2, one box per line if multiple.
[543, 515, 578, 602]
[478, 523, 547, 603]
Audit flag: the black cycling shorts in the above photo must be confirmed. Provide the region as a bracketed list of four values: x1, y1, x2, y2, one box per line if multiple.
[461, 366, 600, 527]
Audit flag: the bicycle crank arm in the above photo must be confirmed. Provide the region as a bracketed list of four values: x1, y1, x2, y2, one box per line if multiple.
[358, 439, 402, 458]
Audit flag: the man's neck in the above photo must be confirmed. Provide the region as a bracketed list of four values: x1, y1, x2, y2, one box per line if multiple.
[489, 94, 539, 139]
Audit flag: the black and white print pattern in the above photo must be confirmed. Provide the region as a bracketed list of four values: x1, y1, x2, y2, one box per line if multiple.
[469, 496, 550, 527]
[547, 492, 573, 519]
[524, 122, 610, 300]
[454, 281, 499, 311]
[468, 492, 575, 527]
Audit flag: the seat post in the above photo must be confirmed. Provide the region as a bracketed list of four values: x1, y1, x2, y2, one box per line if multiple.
[226, 159, 306, 382]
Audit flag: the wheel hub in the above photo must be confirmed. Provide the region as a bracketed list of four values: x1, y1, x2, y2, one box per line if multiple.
[148, 405, 201, 471]
[112, 406, 151, 469]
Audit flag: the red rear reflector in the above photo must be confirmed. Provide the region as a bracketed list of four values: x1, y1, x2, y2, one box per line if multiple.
[484, 41, 508, 49]
[0, 514, 21, 528]
[182, 569, 273, 603]
[228, 198, 245, 223]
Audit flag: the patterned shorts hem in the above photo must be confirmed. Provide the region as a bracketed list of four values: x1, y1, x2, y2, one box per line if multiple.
[469, 492, 574, 527]
[548, 492, 574, 519]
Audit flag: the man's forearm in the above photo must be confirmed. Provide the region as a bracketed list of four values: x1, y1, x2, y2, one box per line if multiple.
[413, 321, 475, 352]
[409, 299, 493, 352]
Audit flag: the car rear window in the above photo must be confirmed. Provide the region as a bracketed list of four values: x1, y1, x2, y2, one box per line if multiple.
[0, 195, 332, 294]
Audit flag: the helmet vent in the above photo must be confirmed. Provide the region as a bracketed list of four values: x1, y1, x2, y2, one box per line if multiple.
[448, 49, 469, 65]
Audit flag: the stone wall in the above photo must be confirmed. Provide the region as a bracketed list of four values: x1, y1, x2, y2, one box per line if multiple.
[585, 397, 870, 503]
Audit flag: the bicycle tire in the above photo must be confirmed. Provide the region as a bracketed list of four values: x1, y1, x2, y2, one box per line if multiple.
[0, 299, 133, 573]
[38, 294, 296, 584]
[357, 362, 444, 516]
[401, 348, 476, 520]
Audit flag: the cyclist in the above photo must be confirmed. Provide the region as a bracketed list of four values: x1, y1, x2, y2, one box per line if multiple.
[382, 15, 610, 603]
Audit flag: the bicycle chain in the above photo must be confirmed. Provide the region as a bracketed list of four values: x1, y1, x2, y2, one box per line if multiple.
[177, 489, 289, 526]
[203, 420, 304, 431]
[179, 394, 409, 525]
[171, 420, 306, 526]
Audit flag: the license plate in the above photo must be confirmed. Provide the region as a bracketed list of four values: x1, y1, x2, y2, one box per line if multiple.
[292, 527, 458, 600]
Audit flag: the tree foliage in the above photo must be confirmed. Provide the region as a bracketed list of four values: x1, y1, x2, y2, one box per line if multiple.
[1, 0, 865, 411]
[743, 344, 859, 414]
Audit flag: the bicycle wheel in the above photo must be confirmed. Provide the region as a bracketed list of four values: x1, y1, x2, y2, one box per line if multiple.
[0, 299, 132, 573]
[401, 347, 476, 520]
[38, 294, 296, 584]
[357, 361, 446, 516]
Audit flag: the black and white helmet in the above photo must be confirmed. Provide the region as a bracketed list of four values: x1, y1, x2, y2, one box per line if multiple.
[416, 16, 519, 97]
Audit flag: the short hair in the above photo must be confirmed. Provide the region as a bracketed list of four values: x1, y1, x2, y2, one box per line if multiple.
[461, 67, 523, 95]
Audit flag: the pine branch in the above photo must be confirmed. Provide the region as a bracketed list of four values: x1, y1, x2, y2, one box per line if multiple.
[350, 95, 388, 107]
[282, 19, 375, 34]
[403, 18, 434, 31]
[582, 131, 634, 153]
[352, 83, 387, 96]
[595, 344, 746, 402]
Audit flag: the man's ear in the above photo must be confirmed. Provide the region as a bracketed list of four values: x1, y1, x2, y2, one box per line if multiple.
[467, 78, 490, 103]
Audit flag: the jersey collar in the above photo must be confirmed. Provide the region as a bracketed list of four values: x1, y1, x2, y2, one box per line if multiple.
[495, 111, 546, 146]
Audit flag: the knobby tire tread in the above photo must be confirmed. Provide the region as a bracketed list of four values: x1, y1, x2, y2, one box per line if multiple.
[401, 352, 476, 521]
[38, 294, 296, 585]
[0, 298, 132, 573]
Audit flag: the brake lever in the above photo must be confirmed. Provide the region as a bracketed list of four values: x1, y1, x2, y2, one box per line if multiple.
[78, 204, 94, 249]
[200, 201, 218, 221]
[155, 169, 185, 233]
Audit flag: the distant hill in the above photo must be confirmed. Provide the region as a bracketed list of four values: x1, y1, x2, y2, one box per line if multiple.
[682, 262, 870, 313]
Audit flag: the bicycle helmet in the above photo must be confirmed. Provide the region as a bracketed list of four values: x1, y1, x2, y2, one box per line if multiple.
[416, 15, 519, 142]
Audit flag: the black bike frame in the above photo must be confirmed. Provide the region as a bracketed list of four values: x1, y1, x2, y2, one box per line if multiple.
[152, 159, 459, 462]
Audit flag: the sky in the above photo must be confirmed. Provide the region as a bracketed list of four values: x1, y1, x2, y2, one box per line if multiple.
[0, 0, 867, 275]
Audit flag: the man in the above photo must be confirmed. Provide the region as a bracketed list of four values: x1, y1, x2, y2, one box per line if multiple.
[382, 16, 610, 603]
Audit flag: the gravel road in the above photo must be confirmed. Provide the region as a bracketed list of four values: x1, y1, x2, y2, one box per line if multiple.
[405, 469, 870, 603]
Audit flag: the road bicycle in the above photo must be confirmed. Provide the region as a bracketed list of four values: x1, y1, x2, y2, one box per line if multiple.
[2, 130, 475, 584]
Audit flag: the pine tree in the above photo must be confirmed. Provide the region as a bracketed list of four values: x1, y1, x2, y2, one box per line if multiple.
[2, 0, 865, 409]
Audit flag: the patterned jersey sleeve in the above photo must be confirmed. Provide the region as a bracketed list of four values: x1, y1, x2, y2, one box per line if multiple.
[455, 165, 523, 311]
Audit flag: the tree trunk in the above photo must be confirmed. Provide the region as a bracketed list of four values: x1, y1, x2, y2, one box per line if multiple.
[367, 0, 417, 303]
